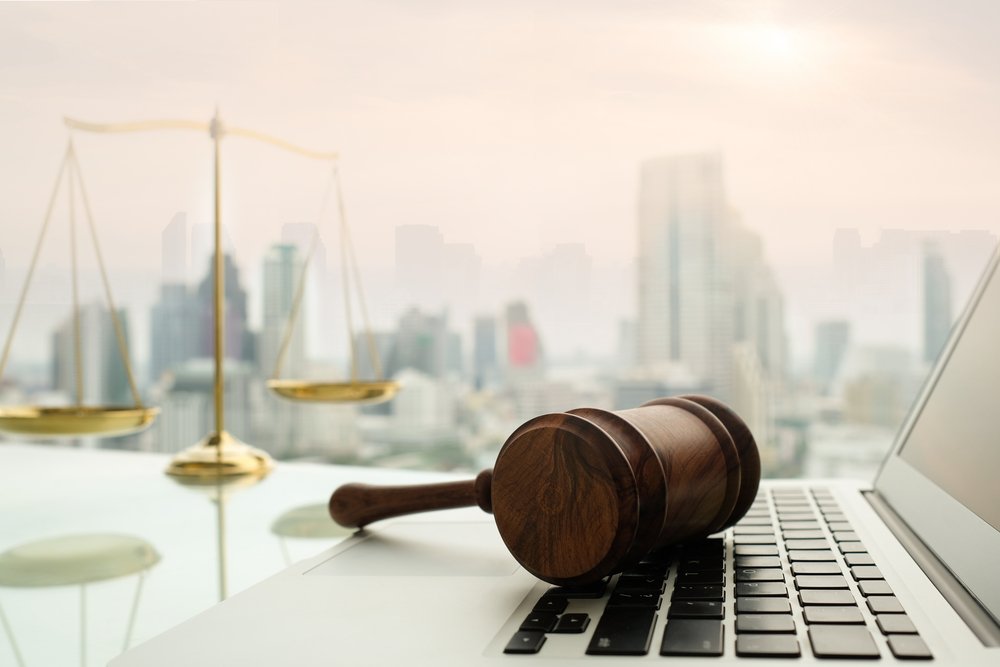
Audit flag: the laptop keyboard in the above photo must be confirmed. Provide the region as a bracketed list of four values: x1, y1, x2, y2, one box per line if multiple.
[503, 487, 933, 660]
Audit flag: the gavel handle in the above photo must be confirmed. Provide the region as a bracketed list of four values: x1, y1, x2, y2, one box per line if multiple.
[329, 469, 494, 528]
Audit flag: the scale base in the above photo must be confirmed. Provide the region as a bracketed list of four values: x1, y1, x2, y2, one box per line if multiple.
[165, 431, 273, 481]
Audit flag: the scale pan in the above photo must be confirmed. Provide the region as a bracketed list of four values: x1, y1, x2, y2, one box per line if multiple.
[0, 406, 159, 438]
[267, 380, 399, 405]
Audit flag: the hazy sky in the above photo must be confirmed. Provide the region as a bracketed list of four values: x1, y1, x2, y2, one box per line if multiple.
[2, 1, 1000, 365]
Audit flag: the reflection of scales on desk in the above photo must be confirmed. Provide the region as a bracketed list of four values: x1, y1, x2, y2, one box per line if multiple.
[0, 111, 397, 476]
[0, 533, 160, 667]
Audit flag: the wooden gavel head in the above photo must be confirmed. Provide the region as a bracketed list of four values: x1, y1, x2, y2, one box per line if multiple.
[329, 395, 759, 586]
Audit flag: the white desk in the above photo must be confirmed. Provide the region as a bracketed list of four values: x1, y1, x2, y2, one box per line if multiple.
[0, 444, 460, 667]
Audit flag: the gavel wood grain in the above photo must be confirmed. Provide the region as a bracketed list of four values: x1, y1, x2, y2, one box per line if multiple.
[328, 395, 759, 586]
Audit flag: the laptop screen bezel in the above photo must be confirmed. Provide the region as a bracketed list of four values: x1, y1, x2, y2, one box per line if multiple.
[874, 244, 1000, 625]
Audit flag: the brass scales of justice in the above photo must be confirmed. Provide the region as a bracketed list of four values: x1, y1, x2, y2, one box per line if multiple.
[0, 111, 399, 478]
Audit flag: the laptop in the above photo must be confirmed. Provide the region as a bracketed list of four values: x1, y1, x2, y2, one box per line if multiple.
[113, 248, 1000, 666]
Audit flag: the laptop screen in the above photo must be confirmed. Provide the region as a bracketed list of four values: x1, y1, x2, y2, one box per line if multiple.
[896, 253, 1000, 532]
[877, 248, 1000, 624]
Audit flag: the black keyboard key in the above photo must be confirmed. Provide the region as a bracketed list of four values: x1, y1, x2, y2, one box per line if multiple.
[867, 596, 905, 614]
[839, 541, 867, 554]
[615, 574, 665, 593]
[553, 613, 590, 634]
[851, 566, 883, 580]
[887, 635, 933, 659]
[877, 614, 917, 634]
[858, 580, 893, 596]
[845, 553, 875, 567]
[679, 558, 724, 574]
[736, 597, 791, 614]
[668, 600, 724, 619]
[532, 596, 568, 613]
[736, 568, 785, 582]
[672, 585, 724, 601]
[784, 539, 830, 550]
[736, 614, 796, 633]
[504, 630, 546, 654]
[624, 561, 668, 577]
[736, 634, 801, 657]
[734, 545, 778, 557]
[660, 619, 724, 656]
[803, 606, 865, 624]
[735, 556, 782, 569]
[791, 561, 842, 575]
[788, 550, 836, 562]
[795, 574, 850, 589]
[677, 571, 724, 585]
[808, 625, 880, 659]
[546, 580, 607, 598]
[736, 582, 787, 597]
[608, 590, 661, 608]
[799, 590, 856, 606]
[519, 611, 558, 632]
[586, 608, 657, 655]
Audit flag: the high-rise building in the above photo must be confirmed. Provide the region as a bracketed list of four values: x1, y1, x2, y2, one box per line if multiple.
[385, 308, 462, 379]
[473, 316, 498, 389]
[260, 244, 306, 378]
[281, 223, 332, 360]
[637, 153, 733, 397]
[161, 212, 188, 283]
[194, 253, 253, 364]
[814, 320, 851, 394]
[831, 228, 995, 352]
[505, 301, 542, 379]
[923, 244, 953, 364]
[150, 283, 198, 384]
[51, 302, 131, 405]
[259, 244, 307, 457]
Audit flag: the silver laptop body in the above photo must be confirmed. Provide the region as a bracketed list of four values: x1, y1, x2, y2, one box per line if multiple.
[112, 249, 1000, 666]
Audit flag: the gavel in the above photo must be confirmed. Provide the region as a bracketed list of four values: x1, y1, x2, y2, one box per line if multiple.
[329, 395, 759, 586]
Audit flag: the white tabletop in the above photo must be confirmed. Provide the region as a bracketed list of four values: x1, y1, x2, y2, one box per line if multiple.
[0, 444, 462, 667]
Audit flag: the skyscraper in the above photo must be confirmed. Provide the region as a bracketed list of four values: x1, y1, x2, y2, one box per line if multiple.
[923, 244, 953, 364]
[385, 308, 461, 380]
[260, 244, 305, 379]
[194, 253, 253, 364]
[814, 320, 851, 394]
[473, 315, 498, 389]
[636, 153, 733, 397]
[505, 301, 542, 379]
[150, 283, 198, 384]
[52, 302, 131, 405]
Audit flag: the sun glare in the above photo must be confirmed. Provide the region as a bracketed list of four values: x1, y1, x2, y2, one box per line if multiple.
[757, 24, 796, 61]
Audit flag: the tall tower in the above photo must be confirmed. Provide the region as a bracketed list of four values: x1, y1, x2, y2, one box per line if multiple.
[637, 153, 733, 397]
[260, 244, 305, 379]
[923, 244, 953, 363]
[52, 303, 130, 405]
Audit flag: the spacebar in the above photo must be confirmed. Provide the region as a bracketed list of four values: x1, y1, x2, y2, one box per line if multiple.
[586, 607, 657, 655]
